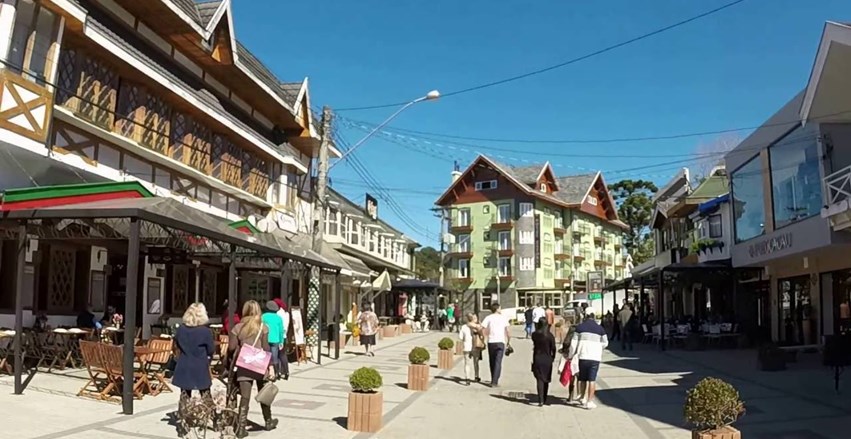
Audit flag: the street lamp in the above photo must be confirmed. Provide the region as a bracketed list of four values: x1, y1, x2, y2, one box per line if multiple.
[329, 90, 440, 169]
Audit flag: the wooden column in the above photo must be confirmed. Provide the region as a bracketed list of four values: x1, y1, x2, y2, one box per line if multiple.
[122, 218, 141, 415]
[658, 270, 666, 352]
[13, 222, 26, 395]
[335, 271, 342, 360]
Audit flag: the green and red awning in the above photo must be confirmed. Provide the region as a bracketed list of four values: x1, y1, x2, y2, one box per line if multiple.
[1, 181, 153, 211]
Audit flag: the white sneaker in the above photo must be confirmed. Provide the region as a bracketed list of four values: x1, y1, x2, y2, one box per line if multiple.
[584, 400, 598, 410]
[576, 398, 586, 406]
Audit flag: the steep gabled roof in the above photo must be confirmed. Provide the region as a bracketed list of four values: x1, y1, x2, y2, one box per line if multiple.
[504, 163, 546, 184]
[196, 0, 223, 26]
[554, 174, 598, 205]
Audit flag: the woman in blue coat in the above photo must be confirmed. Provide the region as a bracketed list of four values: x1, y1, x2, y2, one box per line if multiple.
[173, 303, 215, 433]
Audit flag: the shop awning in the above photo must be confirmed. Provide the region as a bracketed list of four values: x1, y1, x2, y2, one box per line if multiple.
[338, 253, 374, 279]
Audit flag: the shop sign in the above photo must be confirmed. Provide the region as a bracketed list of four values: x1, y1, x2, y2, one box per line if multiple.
[587, 271, 603, 294]
[589, 293, 602, 300]
[748, 233, 793, 258]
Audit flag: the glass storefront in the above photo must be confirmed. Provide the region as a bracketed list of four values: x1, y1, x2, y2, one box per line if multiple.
[769, 127, 822, 229]
[732, 156, 766, 243]
[778, 276, 816, 346]
[831, 270, 851, 336]
[518, 291, 564, 311]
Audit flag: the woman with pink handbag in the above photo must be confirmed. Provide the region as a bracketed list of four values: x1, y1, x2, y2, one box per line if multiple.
[228, 300, 277, 438]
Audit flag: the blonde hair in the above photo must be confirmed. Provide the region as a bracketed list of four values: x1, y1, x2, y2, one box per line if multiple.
[240, 300, 263, 339]
[182, 303, 209, 327]
[466, 313, 477, 323]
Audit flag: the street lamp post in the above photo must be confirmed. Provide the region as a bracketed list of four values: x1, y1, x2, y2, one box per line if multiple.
[329, 90, 440, 169]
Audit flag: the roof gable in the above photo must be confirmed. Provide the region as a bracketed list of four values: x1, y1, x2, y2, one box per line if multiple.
[580, 173, 619, 221]
[435, 156, 533, 206]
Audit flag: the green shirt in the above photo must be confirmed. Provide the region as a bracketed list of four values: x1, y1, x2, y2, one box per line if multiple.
[446, 307, 455, 320]
[262, 312, 284, 344]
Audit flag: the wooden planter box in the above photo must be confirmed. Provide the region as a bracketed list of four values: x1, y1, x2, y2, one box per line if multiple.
[407, 364, 429, 391]
[400, 324, 412, 334]
[455, 343, 463, 355]
[347, 391, 383, 433]
[691, 425, 741, 439]
[382, 325, 398, 338]
[437, 349, 454, 369]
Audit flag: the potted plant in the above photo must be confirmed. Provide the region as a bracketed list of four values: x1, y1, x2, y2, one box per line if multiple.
[347, 367, 383, 433]
[757, 343, 786, 371]
[437, 337, 455, 369]
[407, 347, 430, 391]
[684, 377, 744, 439]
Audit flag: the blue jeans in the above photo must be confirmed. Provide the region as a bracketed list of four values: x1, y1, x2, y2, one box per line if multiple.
[487, 342, 505, 386]
[525, 323, 533, 336]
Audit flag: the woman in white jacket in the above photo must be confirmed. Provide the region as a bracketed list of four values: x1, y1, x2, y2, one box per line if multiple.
[458, 313, 484, 386]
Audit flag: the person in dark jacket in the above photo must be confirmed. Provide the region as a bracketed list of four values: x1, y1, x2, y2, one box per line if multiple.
[531, 319, 556, 406]
[76, 305, 97, 329]
[172, 303, 215, 436]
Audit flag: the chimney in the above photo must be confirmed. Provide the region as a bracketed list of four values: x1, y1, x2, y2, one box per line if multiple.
[451, 161, 462, 183]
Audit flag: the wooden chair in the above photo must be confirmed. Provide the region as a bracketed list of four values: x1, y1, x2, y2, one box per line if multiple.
[77, 340, 111, 400]
[210, 334, 229, 378]
[101, 344, 145, 401]
[0, 336, 12, 375]
[146, 338, 174, 396]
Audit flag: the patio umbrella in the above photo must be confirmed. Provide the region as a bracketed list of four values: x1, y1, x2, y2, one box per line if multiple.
[373, 270, 392, 292]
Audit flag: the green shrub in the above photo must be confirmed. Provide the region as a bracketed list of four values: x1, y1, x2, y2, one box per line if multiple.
[349, 367, 383, 393]
[408, 347, 430, 364]
[684, 377, 744, 431]
[437, 337, 455, 350]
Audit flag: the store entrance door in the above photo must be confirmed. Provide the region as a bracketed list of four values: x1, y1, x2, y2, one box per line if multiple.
[778, 276, 815, 346]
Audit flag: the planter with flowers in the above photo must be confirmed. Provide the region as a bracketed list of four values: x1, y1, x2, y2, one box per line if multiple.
[407, 347, 430, 391]
[437, 337, 455, 369]
[111, 313, 124, 329]
[347, 367, 383, 433]
[684, 377, 744, 439]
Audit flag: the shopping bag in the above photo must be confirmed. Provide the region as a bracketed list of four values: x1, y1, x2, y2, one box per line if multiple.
[559, 362, 573, 387]
[236, 327, 271, 376]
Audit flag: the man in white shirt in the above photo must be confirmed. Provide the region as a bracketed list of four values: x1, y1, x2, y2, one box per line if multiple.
[481, 302, 510, 387]
[532, 302, 546, 324]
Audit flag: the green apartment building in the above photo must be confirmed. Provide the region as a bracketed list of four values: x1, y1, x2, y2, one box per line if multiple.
[436, 155, 629, 314]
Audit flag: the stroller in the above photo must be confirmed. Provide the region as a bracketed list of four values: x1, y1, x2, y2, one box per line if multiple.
[177, 357, 241, 439]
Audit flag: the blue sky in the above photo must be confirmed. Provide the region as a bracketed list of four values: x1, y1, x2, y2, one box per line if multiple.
[232, 0, 849, 247]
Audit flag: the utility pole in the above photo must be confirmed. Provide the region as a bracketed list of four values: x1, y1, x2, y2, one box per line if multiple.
[307, 106, 333, 363]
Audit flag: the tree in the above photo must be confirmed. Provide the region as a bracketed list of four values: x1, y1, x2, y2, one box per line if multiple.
[609, 179, 658, 264]
[414, 246, 441, 281]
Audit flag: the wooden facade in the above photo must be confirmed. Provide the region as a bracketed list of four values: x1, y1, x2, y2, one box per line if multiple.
[0, 69, 54, 142]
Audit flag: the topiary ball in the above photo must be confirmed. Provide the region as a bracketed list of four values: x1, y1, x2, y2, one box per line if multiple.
[684, 377, 745, 432]
[349, 367, 383, 393]
[438, 337, 455, 350]
[408, 347, 430, 365]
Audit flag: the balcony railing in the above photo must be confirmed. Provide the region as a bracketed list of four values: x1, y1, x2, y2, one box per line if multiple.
[825, 165, 851, 205]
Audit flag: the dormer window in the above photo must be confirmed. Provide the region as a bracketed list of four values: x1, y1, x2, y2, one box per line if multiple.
[540, 183, 547, 192]
[475, 180, 498, 191]
[586, 196, 598, 206]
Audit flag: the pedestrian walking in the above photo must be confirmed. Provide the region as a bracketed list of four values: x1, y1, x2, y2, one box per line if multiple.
[482, 302, 511, 388]
[273, 298, 290, 380]
[173, 303, 215, 437]
[261, 301, 284, 380]
[531, 319, 556, 406]
[532, 302, 546, 324]
[568, 307, 608, 410]
[617, 303, 634, 351]
[611, 304, 621, 341]
[228, 300, 278, 437]
[446, 304, 456, 332]
[524, 306, 534, 339]
[545, 306, 555, 327]
[357, 304, 379, 357]
[458, 313, 484, 385]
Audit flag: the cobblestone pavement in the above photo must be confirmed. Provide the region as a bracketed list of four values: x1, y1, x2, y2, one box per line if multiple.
[3, 327, 850, 438]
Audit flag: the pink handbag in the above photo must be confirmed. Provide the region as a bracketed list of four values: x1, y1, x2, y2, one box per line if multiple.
[235, 327, 271, 376]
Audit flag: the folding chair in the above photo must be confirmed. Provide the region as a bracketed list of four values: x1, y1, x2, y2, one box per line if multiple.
[146, 338, 174, 396]
[641, 324, 653, 344]
[77, 340, 111, 400]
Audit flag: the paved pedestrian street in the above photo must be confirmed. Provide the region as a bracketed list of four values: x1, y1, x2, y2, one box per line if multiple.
[2, 328, 850, 439]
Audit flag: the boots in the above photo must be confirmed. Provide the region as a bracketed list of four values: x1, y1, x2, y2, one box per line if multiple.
[261, 403, 278, 431]
[236, 397, 250, 438]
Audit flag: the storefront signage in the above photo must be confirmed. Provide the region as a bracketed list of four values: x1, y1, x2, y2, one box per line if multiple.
[365, 194, 378, 220]
[588, 271, 603, 294]
[534, 214, 541, 268]
[748, 233, 793, 258]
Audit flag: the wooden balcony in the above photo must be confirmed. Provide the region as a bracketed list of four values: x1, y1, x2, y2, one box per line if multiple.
[447, 250, 473, 259]
[573, 253, 586, 262]
[594, 235, 604, 243]
[490, 220, 514, 231]
[498, 275, 515, 283]
[497, 249, 515, 257]
[553, 225, 566, 235]
[554, 253, 570, 261]
[450, 224, 473, 233]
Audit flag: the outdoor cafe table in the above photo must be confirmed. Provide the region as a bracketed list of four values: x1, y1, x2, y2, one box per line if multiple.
[50, 329, 90, 370]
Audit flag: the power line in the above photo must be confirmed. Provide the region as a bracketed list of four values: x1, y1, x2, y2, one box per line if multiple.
[336, 0, 746, 111]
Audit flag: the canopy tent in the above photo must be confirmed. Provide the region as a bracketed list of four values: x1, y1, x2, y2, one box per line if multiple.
[1, 195, 342, 414]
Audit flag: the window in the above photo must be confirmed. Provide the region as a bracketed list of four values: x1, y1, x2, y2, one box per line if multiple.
[483, 205, 490, 214]
[587, 196, 598, 206]
[457, 208, 471, 227]
[543, 216, 552, 229]
[98, 144, 121, 169]
[458, 259, 470, 278]
[519, 202, 533, 217]
[770, 129, 822, 229]
[520, 257, 534, 271]
[498, 231, 511, 250]
[555, 240, 564, 254]
[554, 213, 563, 228]
[543, 242, 553, 254]
[519, 230, 534, 244]
[497, 204, 511, 223]
[544, 268, 553, 279]
[458, 234, 471, 252]
[709, 215, 722, 238]
[368, 230, 376, 252]
[498, 257, 511, 277]
[474, 180, 498, 191]
[350, 220, 360, 246]
[212, 191, 227, 211]
[327, 209, 339, 236]
[540, 183, 547, 192]
[196, 186, 211, 205]
[732, 156, 766, 242]
[123, 154, 153, 182]
[8, 0, 58, 83]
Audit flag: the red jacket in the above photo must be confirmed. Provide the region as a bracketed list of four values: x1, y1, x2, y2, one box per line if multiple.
[222, 312, 240, 334]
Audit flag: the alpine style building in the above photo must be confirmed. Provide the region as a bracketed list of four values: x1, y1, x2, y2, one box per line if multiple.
[435, 155, 629, 315]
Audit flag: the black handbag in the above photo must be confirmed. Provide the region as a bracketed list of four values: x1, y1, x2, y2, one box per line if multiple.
[505, 343, 514, 357]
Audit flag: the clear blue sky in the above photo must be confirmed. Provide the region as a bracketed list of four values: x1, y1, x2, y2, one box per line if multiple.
[233, 0, 849, 247]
